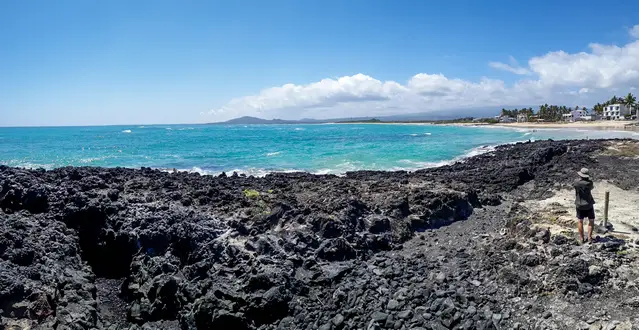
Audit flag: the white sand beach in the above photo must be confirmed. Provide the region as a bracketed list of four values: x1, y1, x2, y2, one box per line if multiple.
[497, 120, 639, 130]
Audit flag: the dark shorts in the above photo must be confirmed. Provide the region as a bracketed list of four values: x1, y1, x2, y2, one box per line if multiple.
[576, 207, 595, 221]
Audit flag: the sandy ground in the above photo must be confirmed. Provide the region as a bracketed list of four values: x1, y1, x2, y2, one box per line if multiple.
[498, 121, 639, 130]
[523, 181, 639, 241]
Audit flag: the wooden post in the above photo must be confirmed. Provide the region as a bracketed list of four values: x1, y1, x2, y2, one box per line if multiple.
[603, 191, 610, 228]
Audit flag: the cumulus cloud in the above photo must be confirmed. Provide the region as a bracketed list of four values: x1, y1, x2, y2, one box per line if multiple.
[209, 31, 639, 120]
[630, 25, 639, 39]
[528, 41, 639, 89]
[211, 74, 408, 118]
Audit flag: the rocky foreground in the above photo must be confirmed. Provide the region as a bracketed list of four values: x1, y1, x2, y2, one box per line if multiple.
[1, 139, 639, 330]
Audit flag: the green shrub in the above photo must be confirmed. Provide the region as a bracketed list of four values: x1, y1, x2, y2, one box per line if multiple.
[243, 189, 260, 198]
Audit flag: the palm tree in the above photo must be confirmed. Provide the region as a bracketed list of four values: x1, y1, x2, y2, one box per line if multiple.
[624, 93, 637, 118]
[610, 95, 619, 105]
[538, 104, 547, 119]
[593, 103, 603, 115]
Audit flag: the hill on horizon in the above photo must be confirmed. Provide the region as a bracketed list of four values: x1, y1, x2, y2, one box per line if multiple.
[214, 106, 525, 124]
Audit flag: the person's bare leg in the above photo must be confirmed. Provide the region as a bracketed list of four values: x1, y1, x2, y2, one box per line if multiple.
[578, 219, 585, 243]
[588, 219, 594, 241]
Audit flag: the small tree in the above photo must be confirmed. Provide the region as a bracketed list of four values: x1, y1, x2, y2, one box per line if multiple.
[610, 95, 620, 105]
[624, 92, 636, 110]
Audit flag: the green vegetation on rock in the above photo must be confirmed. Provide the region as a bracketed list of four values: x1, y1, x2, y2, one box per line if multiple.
[243, 189, 260, 198]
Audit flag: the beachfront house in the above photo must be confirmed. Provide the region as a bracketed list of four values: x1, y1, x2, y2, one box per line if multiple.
[562, 109, 587, 122]
[603, 104, 632, 120]
[499, 116, 516, 123]
[517, 114, 528, 123]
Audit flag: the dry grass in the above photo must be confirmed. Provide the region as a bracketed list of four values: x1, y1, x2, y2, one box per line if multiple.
[602, 141, 639, 158]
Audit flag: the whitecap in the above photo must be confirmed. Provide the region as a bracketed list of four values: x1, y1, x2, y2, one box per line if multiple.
[227, 168, 302, 177]
[79, 156, 108, 163]
[463, 145, 497, 158]
[122, 130, 132, 133]
[164, 167, 304, 178]
[513, 128, 531, 133]
[294, 127, 304, 131]
[397, 159, 454, 170]
[424, 132, 432, 136]
[2, 161, 55, 170]
[266, 151, 281, 156]
[165, 127, 172, 130]
[187, 166, 209, 175]
[162, 166, 212, 175]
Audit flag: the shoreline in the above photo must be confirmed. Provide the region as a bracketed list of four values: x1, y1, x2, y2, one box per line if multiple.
[331, 121, 639, 133]
[494, 120, 639, 131]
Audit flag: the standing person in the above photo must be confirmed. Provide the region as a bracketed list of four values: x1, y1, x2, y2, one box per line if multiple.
[574, 168, 596, 243]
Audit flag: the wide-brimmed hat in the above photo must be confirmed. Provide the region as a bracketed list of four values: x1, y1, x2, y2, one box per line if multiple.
[577, 168, 590, 179]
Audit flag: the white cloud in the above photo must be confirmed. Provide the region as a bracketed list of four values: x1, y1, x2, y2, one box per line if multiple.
[209, 30, 639, 121]
[489, 61, 531, 75]
[211, 74, 409, 119]
[630, 25, 639, 39]
[528, 41, 639, 89]
[489, 56, 531, 75]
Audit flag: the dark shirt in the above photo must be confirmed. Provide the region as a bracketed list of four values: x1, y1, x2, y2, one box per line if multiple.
[573, 178, 595, 210]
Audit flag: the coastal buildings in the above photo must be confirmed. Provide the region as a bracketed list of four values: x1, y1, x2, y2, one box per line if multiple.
[562, 109, 587, 122]
[517, 114, 528, 123]
[603, 104, 632, 120]
[499, 116, 516, 123]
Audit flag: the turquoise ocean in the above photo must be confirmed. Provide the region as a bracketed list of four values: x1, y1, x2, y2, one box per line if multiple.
[1, 124, 637, 176]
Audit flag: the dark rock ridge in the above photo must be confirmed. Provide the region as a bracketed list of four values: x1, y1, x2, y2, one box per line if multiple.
[1, 139, 638, 329]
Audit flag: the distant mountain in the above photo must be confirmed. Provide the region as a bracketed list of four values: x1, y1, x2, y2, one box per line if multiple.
[215, 106, 529, 125]
[325, 107, 506, 122]
[375, 107, 516, 121]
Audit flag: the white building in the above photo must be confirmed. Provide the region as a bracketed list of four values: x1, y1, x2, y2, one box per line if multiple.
[562, 110, 587, 122]
[499, 116, 516, 123]
[517, 114, 528, 123]
[603, 104, 632, 120]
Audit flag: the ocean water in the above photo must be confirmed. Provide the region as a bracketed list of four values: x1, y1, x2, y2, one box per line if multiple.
[1, 124, 637, 176]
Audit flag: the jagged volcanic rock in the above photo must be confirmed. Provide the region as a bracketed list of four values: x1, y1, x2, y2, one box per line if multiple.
[1, 139, 638, 329]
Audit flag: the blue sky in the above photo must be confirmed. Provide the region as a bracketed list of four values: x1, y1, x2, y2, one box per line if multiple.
[1, 0, 639, 126]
